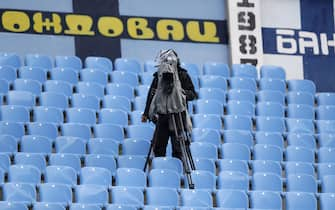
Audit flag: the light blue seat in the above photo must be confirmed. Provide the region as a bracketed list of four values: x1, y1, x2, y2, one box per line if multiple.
[85, 154, 117, 176]
[122, 139, 150, 156]
[193, 99, 224, 115]
[24, 53, 53, 70]
[227, 89, 256, 104]
[7, 90, 36, 108]
[191, 127, 222, 146]
[54, 136, 86, 155]
[93, 124, 124, 143]
[33, 106, 64, 125]
[249, 191, 282, 209]
[145, 187, 178, 208]
[44, 165, 77, 186]
[117, 155, 146, 170]
[74, 184, 109, 205]
[115, 58, 142, 74]
[61, 123, 91, 141]
[85, 56, 113, 73]
[133, 96, 147, 111]
[0, 52, 21, 68]
[151, 157, 183, 176]
[71, 93, 100, 110]
[106, 205, 137, 210]
[27, 122, 58, 140]
[2, 182, 36, 204]
[286, 91, 315, 106]
[217, 171, 249, 190]
[319, 193, 335, 210]
[135, 84, 150, 97]
[39, 92, 69, 110]
[285, 118, 315, 133]
[251, 160, 282, 176]
[221, 143, 250, 161]
[253, 144, 283, 162]
[223, 115, 253, 131]
[193, 158, 216, 174]
[190, 75, 200, 91]
[8, 164, 41, 184]
[65, 107, 97, 126]
[115, 168, 146, 190]
[258, 78, 286, 93]
[254, 131, 284, 149]
[0, 201, 29, 210]
[256, 101, 285, 117]
[20, 135, 53, 155]
[231, 63, 258, 79]
[217, 159, 249, 174]
[80, 68, 109, 86]
[148, 169, 180, 189]
[80, 166, 112, 187]
[255, 116, 285, 133]
[110, 186, 144, 208]
[286, 133, 316, 150]
[287, 104, 315, 120]
[102, 95, 131, 113]
[285, 146, 315, 163]
[286, 174, 317, 193]
[285, 192, 317, 210]
[70, 204, 101, 210]
[44, 80, 73, 98]
[316, 105, 335, 120]
[1, 105, 30, 123]
[13, 78, 42, 96]
[287, 79, 316, 95]
[14, 153, 47, 174]
[198, 87, 226, 103]
[190, 142, 218, 160]
[318, 163, 335, 179]
[0, 65, 17, 84]
[50, 67, 79, 85]
[0, 79, 9, 95]
[316, 92, 335, 106]
[203, 61, 229, 77]
[251, 172, 283, 192]
[260, 65, 286, 80]
[186, 170, 216, 191]
[129, 110, 148, 125]
[199, 75, 228, 90]
[180, 189, 213, 207]
[87, 138, 119, 156]
[76, 81, 105, 99]
[192, 114, 223, 130]
[222, 130, 253, 148]
[110, 71, 139, 88]
[32, 203, 65, 210]
[55, 55, 82, 72]
[38, 183, 72, 205]
[257, 90, 285, 105]
[229, 77, 257, 92]
[215, 189, 248, 208]
[0, 134, 17, 155]
[318, 133, 335, 148]
[106, 83, 135, 101]
[18, 66, 47, 83]
[139, 72, 154, 86]
[126, 124, 154, 141]
[181, 62, 201, 76]
[0, 121, 25, 139]
[0, 153, 11, 172]
[285, 161, 315, 177]
[143, 60, 156, 73]
[49, 153, 82, 174]
[316, 120, 335, 133]
[318, 147, 335, 163]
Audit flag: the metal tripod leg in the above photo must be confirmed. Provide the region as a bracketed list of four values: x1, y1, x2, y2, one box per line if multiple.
[171, 113, 195, 189]
[143, 120, 160, 172]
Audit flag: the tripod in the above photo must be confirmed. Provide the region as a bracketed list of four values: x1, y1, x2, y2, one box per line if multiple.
[143, 112, 196, 189]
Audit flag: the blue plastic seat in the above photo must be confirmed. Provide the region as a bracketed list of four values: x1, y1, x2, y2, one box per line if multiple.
[251, 172, 283, 192]
[102, 95, 131, 112]
[191, 127, 222, 146]
[220, 143, 250, 161]
[319, 193, 335, 210]
[260, 65, 286, 80]
[253, 144, 283, 162]
[0, 65, 17, 84]
[254, 131, 284, 149]
[255, 116, 285, 133]
[192, 114, 222, 130]
[199, 75, 228, 90]
[80, 166, 112, 187]
[318, 147, 335, 163]
[115, 168, 146, 189]
[126, 124, 154, 141]
[85, 154, 117, 176]
[27, 122, 58, 140]
[286, 91, 315, 106]
[231, 63, 258, 79]
[133, 96, 147, 111]
[217, 159, 249, 174]
[316, 105, 335, 120]
[286, 174, 317, 193]
[148, 169, 180, 189]
[181, 62, 201, 76]
[39, 92, 69, 110]
[49, 153, 82, 174]
[44, 80, 73, 98]
[80, 68, 109, 86]
[287, 104, 315, 120]
[85, 56, 113, 73]
[70, 204, 101, 210]
[55, 55, 82, 71]
[8, 164, 41, 184]
[115, 58, 141, 74]
[286, 133, 316, 150]
[316, 92, 335, 106]
[322, 175, 335, 193]
[258, 78, 287, 93]
[285, 146, 315, 163]
[7, 90, 36, 108]
[318, 133, 335, 148]
[285, 118, 315, 133]
[139, 72, 154, 86]
[229, 77, 257, 92]
[50, 67, 79, 84]
[287, 79, 316, 95]
[38, 183, 72, 205]
[0, 153, 10, 172]
[256, 101, 285, 117]
[227, 89, 256, 104]
[186, 170, 216, 191]
[93, 124, 124, 142]
[316, 120, 335, 133]
[54, 136, 86, 155]
[145, 187, 178, 208]
[190, 142, 218, 160]
[61, 123, 92, 141]
[2, 182, 36, 204]
[249, 191, 282, 209]
[110, 186, 144, 208]
[135, 84, 150, 97]
[0, 79, 9, 95]
[0, 121, 25, 139]
[198, 87, 226, 103]
[71, 93, 100, 110]
[24, 53, 53, 70]
[223, 115, 253, 131]
[194, 99, 224, 115]
[285, 192, 317, 210]
[0, 52, 21, 68]
[180, 189, 213, 207]
[203, 61, 229, 77]
[129, 110, 148, 125]
[32, 203, 65, 210]
[65, 107, 97, 126]
[318, 163, 335, 179]
[117, 155, 146, 170]
[14, 153, 47, 174]
[76, 81, 105, 99]
[257, 90, 285, 105]
[33, 106, 64, 125]
[151, 157, 183, 176]
[193, 158, 216, 174]
[13, 78, 42, 96]
[110, 71, 139, 88]
[143, 60, 156, 73]
[216, 189, 248, 208]
[74, 184, 109, 205]
[1, 105, 30, 123]
[285, 161, 315, 177]
[44, 165, 77, 186]
[217, 171, 249, 190]
[87, 138, 119, 156]
[18, 66, 47, 83]
[106, 83, 135, 101]
[122, 139, 150, 156]
[0, 201, 29, 210]
[20, 135, 53, 155]
[251, 160, 282, 176]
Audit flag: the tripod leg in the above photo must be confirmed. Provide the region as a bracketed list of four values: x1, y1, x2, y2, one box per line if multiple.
[143, 121, 160, 172]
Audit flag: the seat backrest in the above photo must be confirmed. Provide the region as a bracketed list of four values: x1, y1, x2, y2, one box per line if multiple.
[125, 124, 154, 141]
[221, 143, 250, 161]
[286, 104, 315, 120]
[71, 93, 100, 111]
[84, 56, 113, 73]
[50, 67, 79, 84]
[316, 92, 335, 106]
[106, 83, 135, 101]
[33, 106, 64, 125]
[117, 155, 146, 170]
[255, 116, 285, 133]
[249, 191, 282, 209]
[223, 115, 253, 131]
[87, 138, 119, 156]
[102, 95, 131, 112]
[27, 122, 59, 140]
[256, 101, 285, 118]
[251, 172, 283, 192]
[80, 68, 108, 86]
[55, 55, 82, 71]
[85, 154, 117, 177]
[215, 189, 248, 208]
[222, 129, 253, 148]
[76, 81, 105, 99]
[258, 78, 287, 93]
[110, 186, 144, 207]
[257, 90, 285, 105]
[13, 78, 42, 96]
[285, 192, 317, 210]
[24, 53, 53, 69]
[286, 133, 316, 150]
[319, 192, 335, 210]
[254, 131, 284, 149]
[0, 121, 25, 139]
[0, 65, 17, 83]
[45, 165, 77, 186]
[114, 58, 141, 74]
[229, 77, 257, 92]
[14, 153, 47, 174]
[231, 63, 258, 79]
[286, 174, 317, 193]
[54, 136, 86, 155]
[80, 166, 112, 187]
[49, 153, 82, 174]
[61, 123, 92, 141]
[148, 168, 181, 189]
[44, 80, 73, 98]
[253, 144, 283, 162]
[39, 92, 69, 110]
[2, 182, 36, 204]
[115, 168, 146, 190]
[93, 124, 124, 143]
[285, 146, 315, 163]
[227, 89, 256, 104]
[251, 160, 282, 176]
[74, 184, 109, 205]
[20, 135, 53, 155]
[287, 79, 316, 95]
[151, 156, 183, 176]
[0, 134, 18, 155]
[39, 183, 73, 205]
[180, 188, 213, 207]
[203, 62, 229, 77]
[318, 147, 335, 163]
[260, 65, 286, 80]
[145, 187, 178, 207]
[217, 171, 249, 190]
[65, 107, 97, 126]
[7, 90, 36, 107]
[8, 164, 41, 184]
[286, 91, 315, 106]
[217, 159, 249, 175]
[199, 75, 228, 90]
[121, 139, 150, 156]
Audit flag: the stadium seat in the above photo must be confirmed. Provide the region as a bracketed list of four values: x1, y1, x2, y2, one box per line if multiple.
[148, 169, 181, 189]
[70, 204, 101, 210]
[190, 141, 218, 160]
[316, 105, 335, 120]
[0, 65, 17, 84]
[318, 133, 335, 148]
[33, 106, 64, 125]
[191, 127, 222, 146]
[286, 104, 315, 120]
[115, 57, 141, 74]
[287, 79, 316, 95]
[180, 190, 213, 208]
[198, 87, 226, 103]
[229, 77, 257, 92]
[49, 153, 82, 174]
[102, 95, 131, 112]
[54, 136, 86, 155]
[18, 66, 47, 83]
[256, 90, 285, 105]
[225, 100, 255, 117]
[44, 165, 77, 186]
[217, 171, 249, 190]
[110, 186, 144, 208]
[203, 61, 229, 77]
[181, 62, 201, 76]
[285, 118, 315, 133]
[110, 71, 139, 88]
[61, 123, 92, 141]
[193, 158, 216, 174]
[0, 134, 17, 155]
[255, 116, 285, 133]
[286, 133, 316, 150]
[115, 168, 146, 189]
[7, 90, 36, 108]
[318, 163, 335, 179]
[135, 84, 150, 97]
[14, 153, 47, 174]
[74, 184, 109, 205]
[256, 101, 285, 117]
[143, 60, 156, 73]
[285, 146, 315, 163]
[20, 135, 53, 155]
[80, 68, 109, 86]
[44, 80, 73, 98]
[221, 143, 250, 161]
[55, 55, 82, 71]
[87, 138, 119, 156]
[80, 166, 112, 187]
[8, 164, 41, 184]
[198, 75, 228, 90]
[139, 72, 154, 86]
[186, 170, 216, 191]
[106, 83, 135, 101]
[223, 115, 253, 131]
[151, 156, 183, 176]
[38, 183, 72, 205]
[217, 159, 249, 174]
[286, 174, 317, 193]
[125, 124, 154, 141]
[0, 153, 10, 172]
[85, 154, 117, 177]
[286, 91, 315, 106]
[253, 144, 283, 162]
[65, 107, 97, 126]
[251, 160, 282, 176]
[0, 201, 29, 210]
[33, 203, 65, 210]
[249, 191, 282, 209]
[24, 53, 53, 70]
[260, 65, 286, 80]
[13, 78, 42, 96]
[145, 187, 178, 208]
[285, 161, 315, 177]
[316, 120, 335, 133]
[122, 139, 150, 156]
[93, 124, 124, 142]
[50, 67, 79, 84]
[0, 121, 25, 139]
[231, 63, 258, 79]
[1, 105, 30, 123]
[76, 81, 105, 99]
[39, 92, 69, 110]
[133, 96, 147, 111]
[2, 182, 36, 204]
[319, 193, 335, 210]
[85, 56, 113, 73]
[71, 93, 100, 110]
[254, 131, 284, 149]
[215, 189, 248, 208]
[318, 147, 335, 163]
[222, 129, 253, 148]
[194, 99, 224, 115]
[27, 122, 58, 140]
[129, 110, 148, 125]
[117, 155, 146, 170]
[316, 92, 335, 106]
[227, 89, 256, 104]
[251, 172, 283, 192]
[285, 192, 317, 210]
[192, 113, 222, 130]
[258, 78, 286, 93]
[0, 52, 21, 68]
[0, 79, 9, 94]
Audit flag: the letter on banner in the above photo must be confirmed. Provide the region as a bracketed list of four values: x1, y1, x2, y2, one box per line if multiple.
[276, 29, 297, 54]
[186, 21, 219, 42]
[98, 17, 123, 37]
[299, 31, 319, 55]
[156, 19, 184, 41]
[2, 11, 30, 32]
[320, 33, 335, 55]
[127, 18, 154, 39]
[33, 13, 62, 33]
[64, 14, 95, 35]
